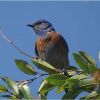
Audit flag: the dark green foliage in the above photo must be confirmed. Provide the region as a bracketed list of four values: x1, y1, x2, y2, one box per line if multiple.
[15, 59, 37, 75]
[31, 58, 59, 73]
[73, 51, 97, 74]
[0, 84, 8, 93]
[0, 77, 33, 99]
[0, 51, 100, 99]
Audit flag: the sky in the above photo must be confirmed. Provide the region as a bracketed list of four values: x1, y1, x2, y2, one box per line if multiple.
[0, 1, 100, 99]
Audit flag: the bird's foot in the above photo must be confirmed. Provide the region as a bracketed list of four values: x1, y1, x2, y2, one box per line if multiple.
[62, 68, 70, 77]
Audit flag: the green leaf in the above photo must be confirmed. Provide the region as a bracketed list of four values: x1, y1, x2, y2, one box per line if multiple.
[79, 51, 96, 66]
[39, 80, 55, 95]
[0, 77, 19, 96]
[79, 79, 98, 88]
[73, 53, 89, 73]
[0, 84, 8, 92]
[96, 94, 100, 99]
[67, 70, 78, 76]
[19, 85, 33, 99]
[65, 79, 79, 89]
[15, 59, 37, 75]
[0, 76, 7, 83]
[88, 63, 97, 74]
[0, 95, 19, 99]
[84, 91, 98, 99]
[79, 51, 97, 74]
[70, 74, 88, 80]
[6, 77, 19, 95]
[39, 93, 47, 100]
[45, 74, 66, 86]
[62, 88, 81, 99]
[56, 86, 65, 94]
[31, 58, 59, 73]
[78, 85, 94, 93]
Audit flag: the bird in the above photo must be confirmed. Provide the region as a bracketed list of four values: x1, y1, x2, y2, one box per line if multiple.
[27, 19, 69, 70]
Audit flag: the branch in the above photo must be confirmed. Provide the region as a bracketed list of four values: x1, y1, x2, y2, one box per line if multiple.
[0, 29, 33, 58]
[16, 74, 49, 85]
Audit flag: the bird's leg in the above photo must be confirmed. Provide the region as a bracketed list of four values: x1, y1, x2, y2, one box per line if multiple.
[62, 68, 70, 77]
[35, 56, 40, 59]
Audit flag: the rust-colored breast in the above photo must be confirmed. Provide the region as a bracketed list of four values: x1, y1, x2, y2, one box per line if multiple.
[36, 33, 52, 55]
[36, 32, 67, 54]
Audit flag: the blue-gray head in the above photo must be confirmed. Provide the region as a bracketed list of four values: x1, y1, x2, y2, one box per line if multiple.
[27, 19, 55, 36]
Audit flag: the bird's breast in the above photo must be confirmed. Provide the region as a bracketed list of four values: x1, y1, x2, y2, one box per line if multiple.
[36, 34, 52, 58]
[35, 32, 69, 69]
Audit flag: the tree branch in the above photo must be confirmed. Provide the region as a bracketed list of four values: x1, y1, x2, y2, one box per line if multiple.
[16, 74, 49, 85]
[0, 29, 33, 58]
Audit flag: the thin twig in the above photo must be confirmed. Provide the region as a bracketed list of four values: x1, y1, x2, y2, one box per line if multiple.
[16, 74, 49, 85]
[0, 29, 33, 58]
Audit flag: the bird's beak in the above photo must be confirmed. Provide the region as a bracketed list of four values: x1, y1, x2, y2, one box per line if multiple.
[27, 24, 33, 27]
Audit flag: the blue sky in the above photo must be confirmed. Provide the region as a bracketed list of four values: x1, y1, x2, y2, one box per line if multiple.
[0, 1, 100, 99]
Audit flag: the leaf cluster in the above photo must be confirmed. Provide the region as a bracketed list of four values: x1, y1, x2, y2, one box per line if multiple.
[0, 51, 100, 99]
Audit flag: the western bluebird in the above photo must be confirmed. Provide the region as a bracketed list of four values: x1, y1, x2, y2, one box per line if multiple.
[27, 19, 69, 70]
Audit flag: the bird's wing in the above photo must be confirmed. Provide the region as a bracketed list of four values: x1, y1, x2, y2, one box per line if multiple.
[43, 32, 69, 68]
[50, 32, 69, 66]
[35, 43, 39, 57]
[49, 32, 69, 55]
[59, 34, 69, 54]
